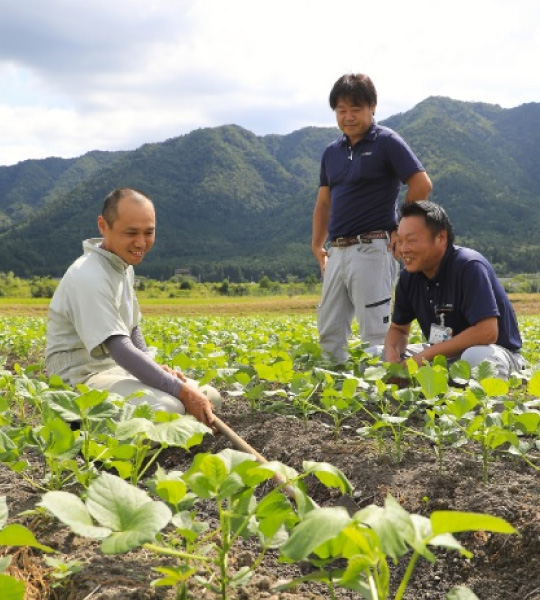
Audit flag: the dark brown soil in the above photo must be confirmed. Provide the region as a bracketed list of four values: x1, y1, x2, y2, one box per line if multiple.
[2, 395, 540, 600]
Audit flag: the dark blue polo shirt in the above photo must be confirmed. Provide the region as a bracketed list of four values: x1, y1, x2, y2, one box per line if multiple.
[393, 245, 522, 352]
[320, 122, 425, 240]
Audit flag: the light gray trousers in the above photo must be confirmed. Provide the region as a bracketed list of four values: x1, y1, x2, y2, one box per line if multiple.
[317, 238, 399, 364]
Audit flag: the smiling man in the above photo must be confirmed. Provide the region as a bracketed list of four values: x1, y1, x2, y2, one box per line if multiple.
[312, 73, 432, 365]
[45, 188, 216, 426]
[380, 201, 524, 378]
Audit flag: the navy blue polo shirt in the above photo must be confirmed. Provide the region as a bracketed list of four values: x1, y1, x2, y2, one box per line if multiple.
[393, 245, 522, 352]
[320, 121, 425, 240]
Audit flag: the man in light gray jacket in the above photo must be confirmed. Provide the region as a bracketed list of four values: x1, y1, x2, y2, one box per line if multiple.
[46, 187, 217, 427]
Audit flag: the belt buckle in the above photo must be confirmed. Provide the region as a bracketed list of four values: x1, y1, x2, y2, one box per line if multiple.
[335, 237, 347, 247]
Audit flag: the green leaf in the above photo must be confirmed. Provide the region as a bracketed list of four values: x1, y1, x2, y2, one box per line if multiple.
[445, 394, 478, 418]
[446, 586, 481, 599]
[449, 360, 471, 385]
[480, 378, 509, 397]
[415, 365, 448, 398]
[39, 492, 111, 539]
[341, 378, 357, 398]
[85, 473, 172, 553]
[0, 574, 25, 600]
[229, 566, 253, 587]
[527, 371, 540, 397]
[76, 389, 111, 410]
[431, 511, 518, 536]
[155, 480, 188, 507]
[0, 524, 54, 553]
[474, 361, 498, 381]
[100, 500, 171, 554]
[355, 495, 415, 559]
[256, 489, 297, 539]
[280, 507, 352, 561]
[514, 412, 540, 434]
[171, 353, 191, 371]
[114, 418, 154, 440]
[302, 461, 353, 494]
[339, 549, 388, 595]
[39, 417, 78, 457]
[198, 454, 228, 484]
[150, 416, 210, 449]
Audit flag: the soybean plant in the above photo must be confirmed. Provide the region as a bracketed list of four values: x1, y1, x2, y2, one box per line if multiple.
[277, 494, 518, 600]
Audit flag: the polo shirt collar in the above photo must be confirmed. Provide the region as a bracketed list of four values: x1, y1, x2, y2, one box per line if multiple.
[83, 238, 130, 272]
[338, 119, 378, 147]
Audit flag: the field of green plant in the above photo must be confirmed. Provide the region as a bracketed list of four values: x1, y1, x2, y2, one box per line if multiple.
[1, 313, 540, 599]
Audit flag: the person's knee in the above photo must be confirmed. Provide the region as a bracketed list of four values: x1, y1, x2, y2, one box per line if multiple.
[364, 344, 384, 358]
[460, 345, 512, 379]
[460, 346, 494, 368]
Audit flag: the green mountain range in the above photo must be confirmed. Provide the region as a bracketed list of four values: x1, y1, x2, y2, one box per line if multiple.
[0, 96, 539, 281]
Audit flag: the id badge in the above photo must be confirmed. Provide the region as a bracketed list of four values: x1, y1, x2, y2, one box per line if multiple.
[429, 323, 453, 344]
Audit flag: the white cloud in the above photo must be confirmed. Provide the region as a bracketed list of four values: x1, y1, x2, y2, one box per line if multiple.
[0, 0, 538, 165]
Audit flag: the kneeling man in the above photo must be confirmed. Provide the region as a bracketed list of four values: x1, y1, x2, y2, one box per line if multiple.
[46, 188, 216, 426]
[377, 201, 523, 378]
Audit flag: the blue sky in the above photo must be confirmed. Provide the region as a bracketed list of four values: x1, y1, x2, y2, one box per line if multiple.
[0, 0, 538, 166]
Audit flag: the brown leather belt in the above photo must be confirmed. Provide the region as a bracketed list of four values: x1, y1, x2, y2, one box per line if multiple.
[330, 231, 388, 247]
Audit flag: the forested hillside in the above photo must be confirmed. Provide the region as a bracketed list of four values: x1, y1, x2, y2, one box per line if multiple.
[0, 97, 539, 281]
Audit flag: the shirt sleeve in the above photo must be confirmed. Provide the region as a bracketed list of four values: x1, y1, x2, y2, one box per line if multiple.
[460, 261, 500, 325]
[391, 276, 416, 326]
[319, 149, 329, 187]
[130, 325, 149, 353]
[385, 133, 425, 183]
[104, 335, 182, 398]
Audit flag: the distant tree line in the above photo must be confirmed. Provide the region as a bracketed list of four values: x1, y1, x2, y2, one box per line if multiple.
[2, 271, 540, 301]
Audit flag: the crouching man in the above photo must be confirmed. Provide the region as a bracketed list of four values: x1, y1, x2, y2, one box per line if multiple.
[45, 187, 218, 427]
[369, 201, 524, 379]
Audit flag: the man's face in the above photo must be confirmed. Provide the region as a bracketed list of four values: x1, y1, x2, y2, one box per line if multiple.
[398, 215, 447, 279]
[97, 196, 156, 265]
[335, 97, 375, 145]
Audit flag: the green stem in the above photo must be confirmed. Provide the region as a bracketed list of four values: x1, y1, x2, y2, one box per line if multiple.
[136, 445, 163, 482]
[328, 577, 338, 600]
[143, 543, 210, 563]
[394, 551, 420, 600]
[368, 573, 380, 600]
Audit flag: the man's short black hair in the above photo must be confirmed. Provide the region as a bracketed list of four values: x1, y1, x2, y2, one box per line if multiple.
[329, 74, 377, 110]
[400, 201, 455, 246]
[101, 188, 153, 227]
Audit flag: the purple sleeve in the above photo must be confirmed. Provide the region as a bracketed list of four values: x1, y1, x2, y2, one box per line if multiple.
[131, 325, 149, 353]
[104, 335, 182, 398]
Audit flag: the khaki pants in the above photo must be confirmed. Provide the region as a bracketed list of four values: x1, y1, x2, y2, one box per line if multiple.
[317, 238, 398, 364]
[85, 366, 221, 414]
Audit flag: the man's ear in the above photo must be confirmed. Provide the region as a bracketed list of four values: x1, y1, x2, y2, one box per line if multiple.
[438, 229, 448, 244]
[97, 215, 107, 235]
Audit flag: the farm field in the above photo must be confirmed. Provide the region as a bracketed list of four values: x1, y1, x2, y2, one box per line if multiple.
[0, 291, 538, 317]
[1, 302, 540, 600]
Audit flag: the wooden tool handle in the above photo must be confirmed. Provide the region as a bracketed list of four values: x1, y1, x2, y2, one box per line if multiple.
[213, 416, 298, 501]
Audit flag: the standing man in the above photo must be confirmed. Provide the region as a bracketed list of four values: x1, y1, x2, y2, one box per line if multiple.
[382, 201, 523, 378]
[312, 73, 432, 364]
[45, 188, 216, 427]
